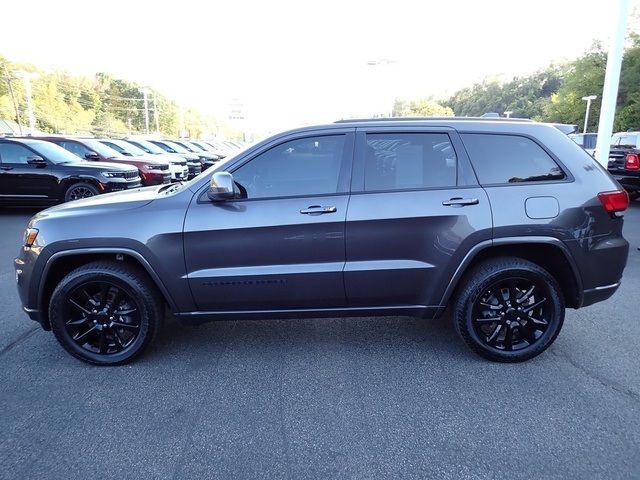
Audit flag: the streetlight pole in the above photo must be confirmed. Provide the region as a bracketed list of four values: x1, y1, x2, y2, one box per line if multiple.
[581, 95, 597, 134]
[594, 0, 630, 167]
[13, 70, 39, 134]
[140, 88, 150, 134]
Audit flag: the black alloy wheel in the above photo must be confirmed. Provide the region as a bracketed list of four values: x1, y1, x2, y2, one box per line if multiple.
[65, 183, 99, 202]
[49, 261, 162, 365]
[453, 257, 565, 362]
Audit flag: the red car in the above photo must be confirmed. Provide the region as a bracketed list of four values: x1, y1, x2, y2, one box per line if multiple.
[31, 136, 171, 186]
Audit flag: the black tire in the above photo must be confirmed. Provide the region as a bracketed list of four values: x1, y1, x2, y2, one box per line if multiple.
[453, 257, 564, 362]
[628, 190, 639, 201]
[64, 182, 99, 202]
[49, 261, 163, 366]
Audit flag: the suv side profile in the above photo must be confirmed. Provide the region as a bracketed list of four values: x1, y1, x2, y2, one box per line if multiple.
[15, 119, 629, 365]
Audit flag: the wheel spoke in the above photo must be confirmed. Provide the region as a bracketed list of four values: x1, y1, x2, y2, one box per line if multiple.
[73, 326, 97, 345]
[487, 324, 503, 345]
[504, 326, 513, 350]
[520, 322, 538, 344]
[68, 298, 92, 315]
[523, 297, 547, 313]
[79, 288, 99, 307]
[529, 316, 549, 327]
[517, 285, 536, 304]
[98, 285, 110, 309]
[507, 280, 519, 305]
[111, 330, 124, 352]
[99, 330, 108, 354]
[479, 301, 501, 310]
[111, 321, 139, 330]
[109, 288, 123, 315]
[490, 287, 504, 306]
[66, 317, 90, 326]
[475, 317, 499, 323]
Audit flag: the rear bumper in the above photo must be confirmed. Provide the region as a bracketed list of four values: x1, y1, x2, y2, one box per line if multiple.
[581, 282, 621, 308]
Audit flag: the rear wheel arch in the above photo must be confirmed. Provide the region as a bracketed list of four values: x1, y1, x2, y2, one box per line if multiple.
[38, 249, 175, 329]
[442, 238, 582, 310]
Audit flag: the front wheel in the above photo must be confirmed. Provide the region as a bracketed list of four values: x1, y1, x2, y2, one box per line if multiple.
[453, 257, 565, 362]
[49, 261, 163, 365]
[65, 182, 99, 202]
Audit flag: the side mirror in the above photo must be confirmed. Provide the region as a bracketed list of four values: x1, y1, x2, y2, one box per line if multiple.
[207, 171, 235, 201]
[85, 152, 101, 160]
[27, 156, 46, 166]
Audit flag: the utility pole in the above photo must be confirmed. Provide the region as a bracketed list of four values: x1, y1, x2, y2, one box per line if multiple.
[140, 88, 150, 134]
[594, 0, 630, 167]
[179, 106, 186, 138]
[13, 70, 39, 134]
[152, 93, 160, 133]
[2, 66, 22, 135]
[582, 95, 597, 133]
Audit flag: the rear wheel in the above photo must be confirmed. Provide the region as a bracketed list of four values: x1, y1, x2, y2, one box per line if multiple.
[453, 257, 565, 362]
[628, 190, 639, 201]
[49, 261, 163, 365]
[65, 182, 99, 202]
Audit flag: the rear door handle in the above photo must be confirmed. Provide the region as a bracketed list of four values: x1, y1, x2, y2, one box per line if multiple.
[300, 205, 337, 215]
[0, 166, 13, 171]
[442, 197, 479, 207]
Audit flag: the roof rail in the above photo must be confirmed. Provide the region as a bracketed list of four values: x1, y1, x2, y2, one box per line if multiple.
[334, 116, 534, 123]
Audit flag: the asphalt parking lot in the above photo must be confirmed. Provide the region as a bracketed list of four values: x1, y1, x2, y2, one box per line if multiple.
[1, 204, 639, 480]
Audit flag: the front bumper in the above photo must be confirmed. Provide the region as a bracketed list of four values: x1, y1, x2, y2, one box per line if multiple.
[187, 163, 202, 179]
[141, 171, 171, 185]
[102, 178, 142, 192]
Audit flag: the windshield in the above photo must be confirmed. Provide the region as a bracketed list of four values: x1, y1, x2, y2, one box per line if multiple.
[105, 139, 148, 156]
[191, 141, 209, 151]
[184, 141, 204, 152]
[29, 141, 88, 164]
[82, 139, 122, 158]
[127, 139, 165, 154]
[612, 134, 638, 147]
[161, 141, 189, 153]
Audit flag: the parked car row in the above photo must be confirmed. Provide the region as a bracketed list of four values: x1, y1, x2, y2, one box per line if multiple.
[0, 135, 243, 206]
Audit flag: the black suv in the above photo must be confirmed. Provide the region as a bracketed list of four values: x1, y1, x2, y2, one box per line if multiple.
[0, 137, 141, 205]
[14, 119, 629, 365]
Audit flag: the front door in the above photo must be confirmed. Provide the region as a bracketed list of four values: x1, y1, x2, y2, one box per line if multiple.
[0, 142, 58, 201]
[183, 132, 354, 311]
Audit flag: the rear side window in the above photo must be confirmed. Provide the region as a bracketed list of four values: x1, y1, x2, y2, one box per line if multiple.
[461, 134, 565, 184]
[364, 133, 457, 191]
[0, 143, 34, 164]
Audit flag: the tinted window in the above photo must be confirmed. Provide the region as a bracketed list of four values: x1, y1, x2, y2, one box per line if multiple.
[461, 134, 565, 184]
[0, 143, 35, 164]
[233, 135, 346, 199]
[57, 141, 92, 159]
[364, 133, 456, 191]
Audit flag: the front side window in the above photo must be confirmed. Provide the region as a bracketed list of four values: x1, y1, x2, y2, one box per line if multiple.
[363, 133, 457, 191]
[0, 143, 34, 164]
[233, 135, 347, 199]
[58, 141, 91, 159]
[461, 133, 565, 184]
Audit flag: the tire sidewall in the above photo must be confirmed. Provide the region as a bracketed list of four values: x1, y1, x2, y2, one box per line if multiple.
[50, 270, 153, 365]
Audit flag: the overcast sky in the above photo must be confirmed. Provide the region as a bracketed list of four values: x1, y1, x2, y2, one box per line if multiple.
[2, 0, 638, 130]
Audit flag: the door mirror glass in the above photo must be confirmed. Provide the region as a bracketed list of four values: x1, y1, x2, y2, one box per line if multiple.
[207, 171, 235, 201]
[84, 151, 100, 160]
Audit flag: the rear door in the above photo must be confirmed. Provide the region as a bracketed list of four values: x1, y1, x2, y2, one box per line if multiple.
[344, 127, 492, 310]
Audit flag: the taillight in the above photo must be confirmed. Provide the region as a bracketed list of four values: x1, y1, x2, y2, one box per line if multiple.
[598, 190, 629, 213]
[626, 153, 640, 170]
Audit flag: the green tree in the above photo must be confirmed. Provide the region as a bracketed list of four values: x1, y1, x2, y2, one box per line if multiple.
[392, 98, 454, 117]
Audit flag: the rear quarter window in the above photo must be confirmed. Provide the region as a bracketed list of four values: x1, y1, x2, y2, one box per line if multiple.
[461, 133, 565, 184]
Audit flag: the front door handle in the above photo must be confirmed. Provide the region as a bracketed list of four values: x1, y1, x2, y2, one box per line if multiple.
[0, 166, 13, 171]
[442, 197, 479, 207]
[300, 205, 337, 215]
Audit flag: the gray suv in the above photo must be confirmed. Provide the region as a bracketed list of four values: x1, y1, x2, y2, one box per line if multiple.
[14, 118, 630, 365]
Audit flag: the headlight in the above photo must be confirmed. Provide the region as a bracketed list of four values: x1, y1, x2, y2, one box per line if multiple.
[24, 228, 39, 247]
[102, 171, 124, 178]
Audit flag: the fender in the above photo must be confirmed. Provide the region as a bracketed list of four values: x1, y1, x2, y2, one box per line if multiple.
[436, 236, 583, 313]
[37, 247, 179, 313]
